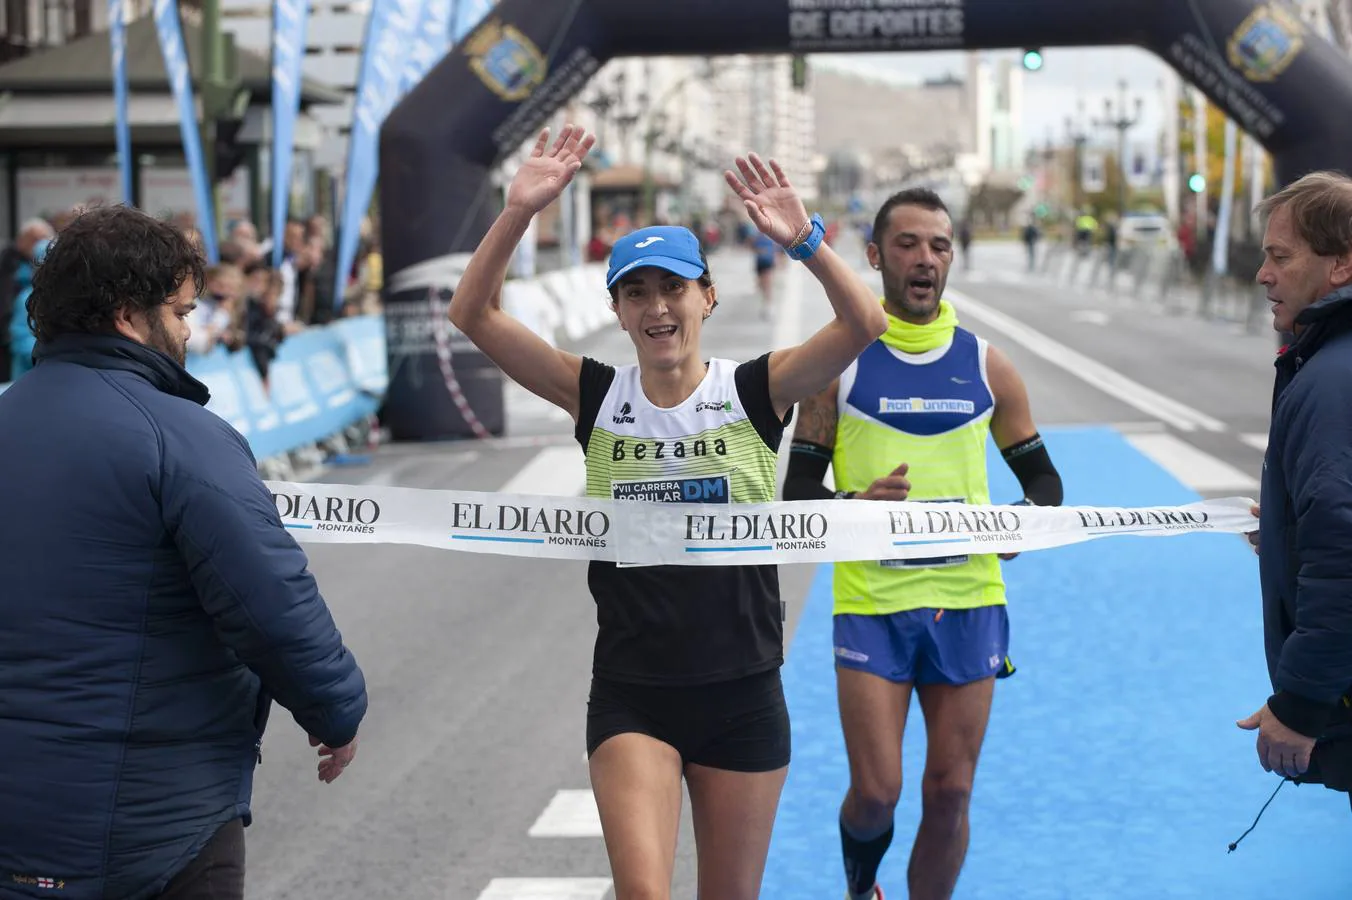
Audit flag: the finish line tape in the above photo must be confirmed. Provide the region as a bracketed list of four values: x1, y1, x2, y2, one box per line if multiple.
[266, 481, 1258, 568]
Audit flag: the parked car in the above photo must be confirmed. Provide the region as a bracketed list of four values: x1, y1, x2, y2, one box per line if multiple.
[1117, 213, 1176, 253]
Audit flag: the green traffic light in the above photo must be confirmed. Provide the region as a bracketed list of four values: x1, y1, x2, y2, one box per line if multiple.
[1023, 50, 1044, 71]
[1188, 173, 1207, 193]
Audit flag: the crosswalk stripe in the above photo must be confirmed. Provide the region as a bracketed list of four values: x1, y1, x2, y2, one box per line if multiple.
[527, 789, 603, 838]
[1239, 432, 1269, 452]
[499, 446, 587, 497]
[474, 878, 613, 900]
[1123, 433, 1259, 492]
[506, 385, 571, 424]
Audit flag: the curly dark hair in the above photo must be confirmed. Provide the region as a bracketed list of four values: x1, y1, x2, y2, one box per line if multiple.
[27, 205, 206, 343]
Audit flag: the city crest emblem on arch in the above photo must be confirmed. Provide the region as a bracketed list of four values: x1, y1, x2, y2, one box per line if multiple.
[1227, 3, 1306, 83]
[466, 20, 547, 102]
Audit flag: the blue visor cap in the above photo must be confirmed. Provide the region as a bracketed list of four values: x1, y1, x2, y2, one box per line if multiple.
[605, 226, 706, 288]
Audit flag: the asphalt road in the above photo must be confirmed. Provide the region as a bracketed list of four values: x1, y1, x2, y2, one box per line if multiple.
[241, 236, 1276, 899]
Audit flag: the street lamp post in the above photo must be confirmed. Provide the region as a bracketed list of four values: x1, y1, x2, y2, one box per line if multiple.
[1038, 128, 1056, 216]
[641, 110, 670, 224]
[1064, 113, 1089, 213]
[1094, 79, 1144, 218]
[640, 61, 718, 225]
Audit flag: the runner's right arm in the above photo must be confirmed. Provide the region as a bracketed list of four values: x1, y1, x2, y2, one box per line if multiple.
[449, 126, 595, 421]
[783, 380, 911, 502]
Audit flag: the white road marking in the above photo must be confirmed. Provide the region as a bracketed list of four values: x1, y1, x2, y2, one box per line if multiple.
[1070, 309, 1111, 326]
[499, 446, 587, 497]
[772, 255, 807, 349]
[474, 878, 613, 900]
[946, 288, 1227, 433]
[1105, 421, 1168, 434]
[527, 789, 604, 838]
[1123, 432, 1259, 492]
[1240, 432, 1269, 452]
[506, 384, 571, 423]
[356, 452, 481, 487]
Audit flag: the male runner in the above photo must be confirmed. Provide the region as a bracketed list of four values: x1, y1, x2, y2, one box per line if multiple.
[782, 188, 1064, 900]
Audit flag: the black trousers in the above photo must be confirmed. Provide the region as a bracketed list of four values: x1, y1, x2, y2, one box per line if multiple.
[158, 820, 245, 900]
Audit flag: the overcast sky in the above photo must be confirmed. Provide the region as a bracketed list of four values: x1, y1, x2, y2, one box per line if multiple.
[811, 45, 1177, 155]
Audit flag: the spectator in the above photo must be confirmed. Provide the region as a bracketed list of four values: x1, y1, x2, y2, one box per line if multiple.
[187, 263, 246, 356]
[0, 218, 55, 377]
[7, 238, 50, 380]
[0, 204, 367, 898]
[218, 240, 248, 267]
[277, 219, 308, 325]
[586, 229, 612, 263]
[1023, 217, 1041, 272]
[228, 219, 264, 265]
[1240, 170, 1352, 800]
[298, 228, 336, 326]
[356, 238, 383, 315]
[243, 258, 270, 306]
[247, 270, 288, 383]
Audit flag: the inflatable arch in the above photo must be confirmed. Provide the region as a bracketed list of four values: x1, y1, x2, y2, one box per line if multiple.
[379, 0, 1352, 440]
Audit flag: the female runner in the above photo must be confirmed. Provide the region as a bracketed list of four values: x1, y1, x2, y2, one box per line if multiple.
[450, 125, 886, 899]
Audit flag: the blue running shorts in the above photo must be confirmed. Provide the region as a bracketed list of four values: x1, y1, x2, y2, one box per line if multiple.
[833, 606, 1013, 685]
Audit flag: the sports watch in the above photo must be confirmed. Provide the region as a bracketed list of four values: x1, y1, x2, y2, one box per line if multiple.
[785, 214, 826, 261]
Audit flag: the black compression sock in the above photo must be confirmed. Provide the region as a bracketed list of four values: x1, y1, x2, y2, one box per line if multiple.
[840, 814, 894, 897]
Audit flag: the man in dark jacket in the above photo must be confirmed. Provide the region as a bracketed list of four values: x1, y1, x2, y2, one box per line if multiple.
[0, 206, 369, 899]
[1239, 171, 1352, 796]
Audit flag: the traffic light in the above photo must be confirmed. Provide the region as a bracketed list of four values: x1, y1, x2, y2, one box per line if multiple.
[1188, 172, 1207, 193]
[1022, 49, 1044, 72]
[791, 54, 809, 91]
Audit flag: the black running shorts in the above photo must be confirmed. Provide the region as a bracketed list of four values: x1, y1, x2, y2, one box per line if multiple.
[585, 668, 791, 772]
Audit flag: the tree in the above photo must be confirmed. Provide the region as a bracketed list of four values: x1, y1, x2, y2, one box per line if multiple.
[1176, 95, 1275, 210]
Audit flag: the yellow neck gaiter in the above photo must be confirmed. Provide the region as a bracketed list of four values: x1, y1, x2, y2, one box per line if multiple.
[880, 298, 958, 354]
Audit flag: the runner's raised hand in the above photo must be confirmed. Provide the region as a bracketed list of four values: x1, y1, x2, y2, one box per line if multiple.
[506, 125, 596, 215]
[723, 153, 811, 249]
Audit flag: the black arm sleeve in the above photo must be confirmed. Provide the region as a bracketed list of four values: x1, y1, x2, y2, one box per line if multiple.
[784, 439, 848, 501]
[1002, 433, 1063, 506]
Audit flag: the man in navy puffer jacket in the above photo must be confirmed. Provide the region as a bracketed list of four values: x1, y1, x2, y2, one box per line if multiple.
[0, 206, 368, 899]
[1239, 171, 1352, 800]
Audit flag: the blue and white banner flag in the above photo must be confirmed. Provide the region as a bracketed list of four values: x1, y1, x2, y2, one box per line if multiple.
[152, 0, 218, 262]
[271, 0, 311, 267]
[332, 0, 424, 309]
[400, 0, 454, 94]
[108, 0, 133, 205]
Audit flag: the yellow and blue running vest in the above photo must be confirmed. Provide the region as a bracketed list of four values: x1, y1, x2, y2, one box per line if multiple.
[832, 328, 1007, 615]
